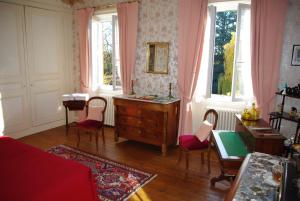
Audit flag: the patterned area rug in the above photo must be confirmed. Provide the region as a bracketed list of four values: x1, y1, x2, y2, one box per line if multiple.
[48, 145, 156, 201]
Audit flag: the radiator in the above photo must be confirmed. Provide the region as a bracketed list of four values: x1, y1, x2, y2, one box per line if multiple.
[206, 107, 242, 130]
[102, 95, 115, 126]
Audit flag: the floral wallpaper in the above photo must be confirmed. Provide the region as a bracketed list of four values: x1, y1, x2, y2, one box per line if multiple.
[133, 0, 179, 97]
[73, 10, 80, 93]
[72, 0, 179, 97]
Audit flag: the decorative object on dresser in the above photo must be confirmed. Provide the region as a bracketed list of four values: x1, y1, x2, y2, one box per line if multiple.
[113, 95, 180, 156]
[168, 83, 174, 98]
[48, 145, 156, 201]
[178, 109, 218, 174]
[76, 97, 107, 151]
[62, 93, 89, 135]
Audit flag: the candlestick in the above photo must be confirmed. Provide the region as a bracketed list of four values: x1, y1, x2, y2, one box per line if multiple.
[168, 83, 174, 98]
[130, 80, 135, 95]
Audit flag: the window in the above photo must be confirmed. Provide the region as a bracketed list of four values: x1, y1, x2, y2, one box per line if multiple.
[91, 12, 121, 91]
[212, 9, 237, 96]
[196, 2, 252, 101]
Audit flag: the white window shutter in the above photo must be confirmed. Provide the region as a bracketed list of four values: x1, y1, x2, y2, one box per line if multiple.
[232, 4, 253, 101]
[91, 19, 103, 90]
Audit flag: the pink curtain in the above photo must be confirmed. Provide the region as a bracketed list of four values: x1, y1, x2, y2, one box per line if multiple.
[76, 8, 94, 93]
[117, 2, 139, 95]
[178, 0, 208, 134]
[76, 8, 94, 120]
[251, 0, 288, 120]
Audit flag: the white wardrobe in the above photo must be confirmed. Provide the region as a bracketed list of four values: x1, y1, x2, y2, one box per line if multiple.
[0, 1, 73, 138]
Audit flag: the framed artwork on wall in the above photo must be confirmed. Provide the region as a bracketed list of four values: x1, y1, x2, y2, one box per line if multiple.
[291, 45, 300, 66]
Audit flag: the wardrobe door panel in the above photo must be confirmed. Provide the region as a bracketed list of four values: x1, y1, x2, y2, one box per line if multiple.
[25, 7, 65, 126]
[0, 2, 30, 134]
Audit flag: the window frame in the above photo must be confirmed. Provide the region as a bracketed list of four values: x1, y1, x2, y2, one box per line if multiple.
[91, 12, 121, 92]
[206, 2, 251, 102]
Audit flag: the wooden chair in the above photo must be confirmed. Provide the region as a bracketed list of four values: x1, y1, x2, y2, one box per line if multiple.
[177, 109, 218, 174]
[76, 96, 107, 151]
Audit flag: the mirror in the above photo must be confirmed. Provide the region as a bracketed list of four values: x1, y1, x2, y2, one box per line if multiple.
[146, 42, 169, 74]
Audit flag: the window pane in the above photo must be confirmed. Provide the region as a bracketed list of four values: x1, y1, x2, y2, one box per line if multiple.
[113, 16, 121, 87]
[212, 11, 237, 96]
[91, 12, 119, 91]
[102, 21, 113, 86]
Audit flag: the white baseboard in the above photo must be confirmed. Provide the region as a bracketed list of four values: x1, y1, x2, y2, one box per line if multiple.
[5, 120, 65, 139]
[4, 113, 75, 139]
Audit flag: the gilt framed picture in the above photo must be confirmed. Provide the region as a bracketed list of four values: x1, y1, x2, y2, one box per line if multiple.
[291, 45, 300, 66]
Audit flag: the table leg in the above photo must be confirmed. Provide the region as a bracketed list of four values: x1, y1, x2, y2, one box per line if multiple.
[210, 172, 235, 186]
[162, 144, 167, 157]
[162, 112, 168, 156]
[114, 129, 119, 142]
[64, 105, 69, 135]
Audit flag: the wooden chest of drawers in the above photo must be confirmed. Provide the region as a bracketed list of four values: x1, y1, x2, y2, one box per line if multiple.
[113, 96, 180, 156]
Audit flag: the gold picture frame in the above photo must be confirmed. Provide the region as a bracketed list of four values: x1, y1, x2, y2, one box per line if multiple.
[146, 42, 169, 74]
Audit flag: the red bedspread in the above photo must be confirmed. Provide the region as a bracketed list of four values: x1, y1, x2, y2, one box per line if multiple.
[0, 136, 98, 201]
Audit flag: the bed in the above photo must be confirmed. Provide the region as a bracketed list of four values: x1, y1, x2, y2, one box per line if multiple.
[0, 136, 98, 201]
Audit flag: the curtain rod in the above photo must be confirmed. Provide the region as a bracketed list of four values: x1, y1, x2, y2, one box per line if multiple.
[76, 0, 140, 11]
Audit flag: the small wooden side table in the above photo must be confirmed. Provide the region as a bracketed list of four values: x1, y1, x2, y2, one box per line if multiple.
[62, 100, 86, 135]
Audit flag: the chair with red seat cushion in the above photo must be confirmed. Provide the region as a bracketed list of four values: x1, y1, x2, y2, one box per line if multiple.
[178, 109, 218, 174]
[76, 96, 107, 151]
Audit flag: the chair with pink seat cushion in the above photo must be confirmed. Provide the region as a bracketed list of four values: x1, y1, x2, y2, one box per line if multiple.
[76, 96, 107, 151]
[178, 109, 218, 174]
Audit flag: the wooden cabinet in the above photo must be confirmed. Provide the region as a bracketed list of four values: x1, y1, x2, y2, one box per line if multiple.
[26, 7, 66, 127]
[235, 114, 286, 155]
[113, 96, 180, 156]
[0, 2, 30, 134]
[0, 2, 72, 138]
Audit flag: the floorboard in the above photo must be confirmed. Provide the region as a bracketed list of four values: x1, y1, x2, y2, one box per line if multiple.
[19, 125, 230, 201]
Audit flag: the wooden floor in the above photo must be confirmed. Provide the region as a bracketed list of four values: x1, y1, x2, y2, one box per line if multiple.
[19, 125, 230, 201]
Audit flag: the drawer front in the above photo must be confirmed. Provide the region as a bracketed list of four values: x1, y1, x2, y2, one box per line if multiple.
[141, 109, 163, 121]
[118, 115, 142, 127]
[142, 129, 163, 142]
[141, 118, 163, 133]
[118, 125, 142, 138]
[117, 125, 162, 145]
[117, 106, 141, 117]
